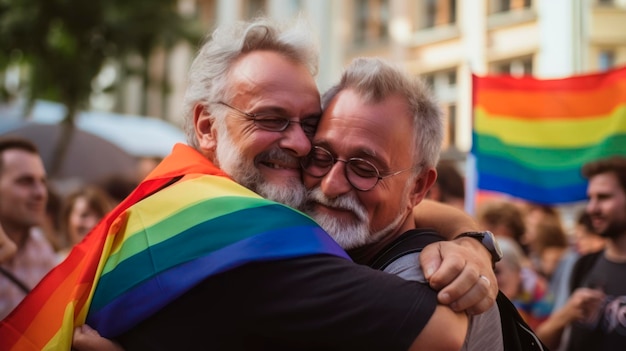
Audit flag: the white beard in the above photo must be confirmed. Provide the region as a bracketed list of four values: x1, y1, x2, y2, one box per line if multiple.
[214, 126, 306, 209]
[304, 187, 408, 250]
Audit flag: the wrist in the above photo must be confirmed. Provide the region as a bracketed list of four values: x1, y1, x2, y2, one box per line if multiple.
[455, 231, 503, 267]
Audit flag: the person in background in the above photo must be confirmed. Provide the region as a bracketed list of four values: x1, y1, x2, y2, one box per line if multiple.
[536, 158, 625, 351]
[522, 204, 560, 244]
[532, 219, 569, 279]
[521, 203, 563, 270]
[0, 137, 58, 319]
[563, 156, 626, 351]
[495, 236, 552, 331]
[426, 160, 465, 211]
[59, 186, 114, 257]
[572, 210, 606, 256]
[549, 211, 606, 314]
[477, 199, 528, 252]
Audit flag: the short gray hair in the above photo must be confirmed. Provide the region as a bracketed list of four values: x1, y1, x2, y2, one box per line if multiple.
[182, 16, 319, 148]
[321, 57, 443, 170]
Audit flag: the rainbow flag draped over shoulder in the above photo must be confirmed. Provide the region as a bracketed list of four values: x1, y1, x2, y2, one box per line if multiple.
[471, 66, 626, 204]
[0, 143, 349, 350]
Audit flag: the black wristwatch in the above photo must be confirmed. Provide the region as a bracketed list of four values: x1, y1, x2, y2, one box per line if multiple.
[456, 231, 503, 266]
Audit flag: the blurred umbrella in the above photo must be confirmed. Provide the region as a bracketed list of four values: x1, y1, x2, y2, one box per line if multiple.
[6, 100, 187, 158]
[0, 121, 137, 183]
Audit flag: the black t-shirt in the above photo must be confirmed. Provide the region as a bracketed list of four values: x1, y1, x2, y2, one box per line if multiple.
[568, 253, 626, 351]
[117, 255, 437, 350]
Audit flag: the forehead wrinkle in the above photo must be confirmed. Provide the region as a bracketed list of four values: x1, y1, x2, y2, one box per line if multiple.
[317, 117, 391, 160]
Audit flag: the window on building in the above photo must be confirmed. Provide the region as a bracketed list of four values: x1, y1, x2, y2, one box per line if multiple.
[353, 0, 389, 44]
[492, 57, 533, 76]
[419, 0, 457, 29]
[599, 50, 616, 71]
[497, 0, 511, 12]
[355, 0, 368, 44]
[522, 59, 533, 76]
[493, 62, 511, 74]
[597, 0, 615, 5]
[490, 0, 531, 13]
[447, 70, 457, 86]
[423, 0, 437, 28]
[379, 1, 390, 38]
[447, 104, 457, 147]
[448, 0, 457, 23]
[423, 69, 458, 148]
[423, 70, 457, 92]
[423, 73, 435, 89]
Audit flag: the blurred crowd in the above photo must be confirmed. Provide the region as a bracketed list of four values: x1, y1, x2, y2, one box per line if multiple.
[427, 159, 615, 351]
[0, 137, 160, 320]
[0, 134, 606, 349]
[0, 127, 622, 351]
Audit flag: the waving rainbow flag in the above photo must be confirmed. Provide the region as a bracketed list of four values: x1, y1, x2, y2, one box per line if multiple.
[472, 66, 626, 204]
[0, 144, 349, 350]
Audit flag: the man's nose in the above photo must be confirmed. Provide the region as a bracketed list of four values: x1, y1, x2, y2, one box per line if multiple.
[33, 181, 48, 199]
[320, 162, 352, 198]
[278, 122, 311, 157]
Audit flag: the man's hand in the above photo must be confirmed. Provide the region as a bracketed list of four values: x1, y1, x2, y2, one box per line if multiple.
[73, 325, 124, 351]
[535, 287, 605, 349]
[419, 237, 497, 315]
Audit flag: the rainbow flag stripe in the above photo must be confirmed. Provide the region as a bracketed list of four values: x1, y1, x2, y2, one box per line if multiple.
[0, 144, 349, 350]
[471, 66, 626, 204]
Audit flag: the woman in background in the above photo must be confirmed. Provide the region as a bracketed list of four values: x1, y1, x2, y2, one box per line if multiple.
[59, 186, 113, 257]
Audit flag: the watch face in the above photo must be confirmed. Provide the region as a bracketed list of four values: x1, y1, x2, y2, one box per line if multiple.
[461, 231, 503, 263]
[485, 231, 503, 261]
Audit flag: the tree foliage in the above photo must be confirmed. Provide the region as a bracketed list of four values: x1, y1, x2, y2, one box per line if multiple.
[0, 0, 200, 117]
[0, 0, 201, 176]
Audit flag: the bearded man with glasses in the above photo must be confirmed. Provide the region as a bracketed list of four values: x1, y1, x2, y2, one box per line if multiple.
[302, 57, 510, 351]
[4, 17, 498, 351]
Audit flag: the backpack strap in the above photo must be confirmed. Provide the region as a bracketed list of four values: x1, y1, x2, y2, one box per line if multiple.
[368, 228, 548, 351]
[369, 229, 444, 270]
[0, 266, 30, 295]
[496, 290, 547, 351]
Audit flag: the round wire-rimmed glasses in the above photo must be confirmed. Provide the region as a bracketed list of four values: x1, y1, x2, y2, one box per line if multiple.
[301, 146, 415, 191]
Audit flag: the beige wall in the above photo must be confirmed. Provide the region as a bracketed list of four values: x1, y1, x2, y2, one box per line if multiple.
[118, 0, 626, 152]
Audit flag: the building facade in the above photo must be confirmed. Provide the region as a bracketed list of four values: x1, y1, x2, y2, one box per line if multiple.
[128, 0, 626, 159]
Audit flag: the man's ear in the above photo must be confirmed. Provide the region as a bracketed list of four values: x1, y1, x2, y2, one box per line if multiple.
[194, 103, 217, 151]
[408, 167, 438, 208]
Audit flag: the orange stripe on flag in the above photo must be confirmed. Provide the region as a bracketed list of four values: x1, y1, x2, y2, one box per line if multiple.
[475, 80, 626, 118]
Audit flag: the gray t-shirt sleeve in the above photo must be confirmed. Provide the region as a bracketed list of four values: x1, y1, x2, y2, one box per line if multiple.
[383, 252, 504, 351]
[383, 252, 428, 283]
